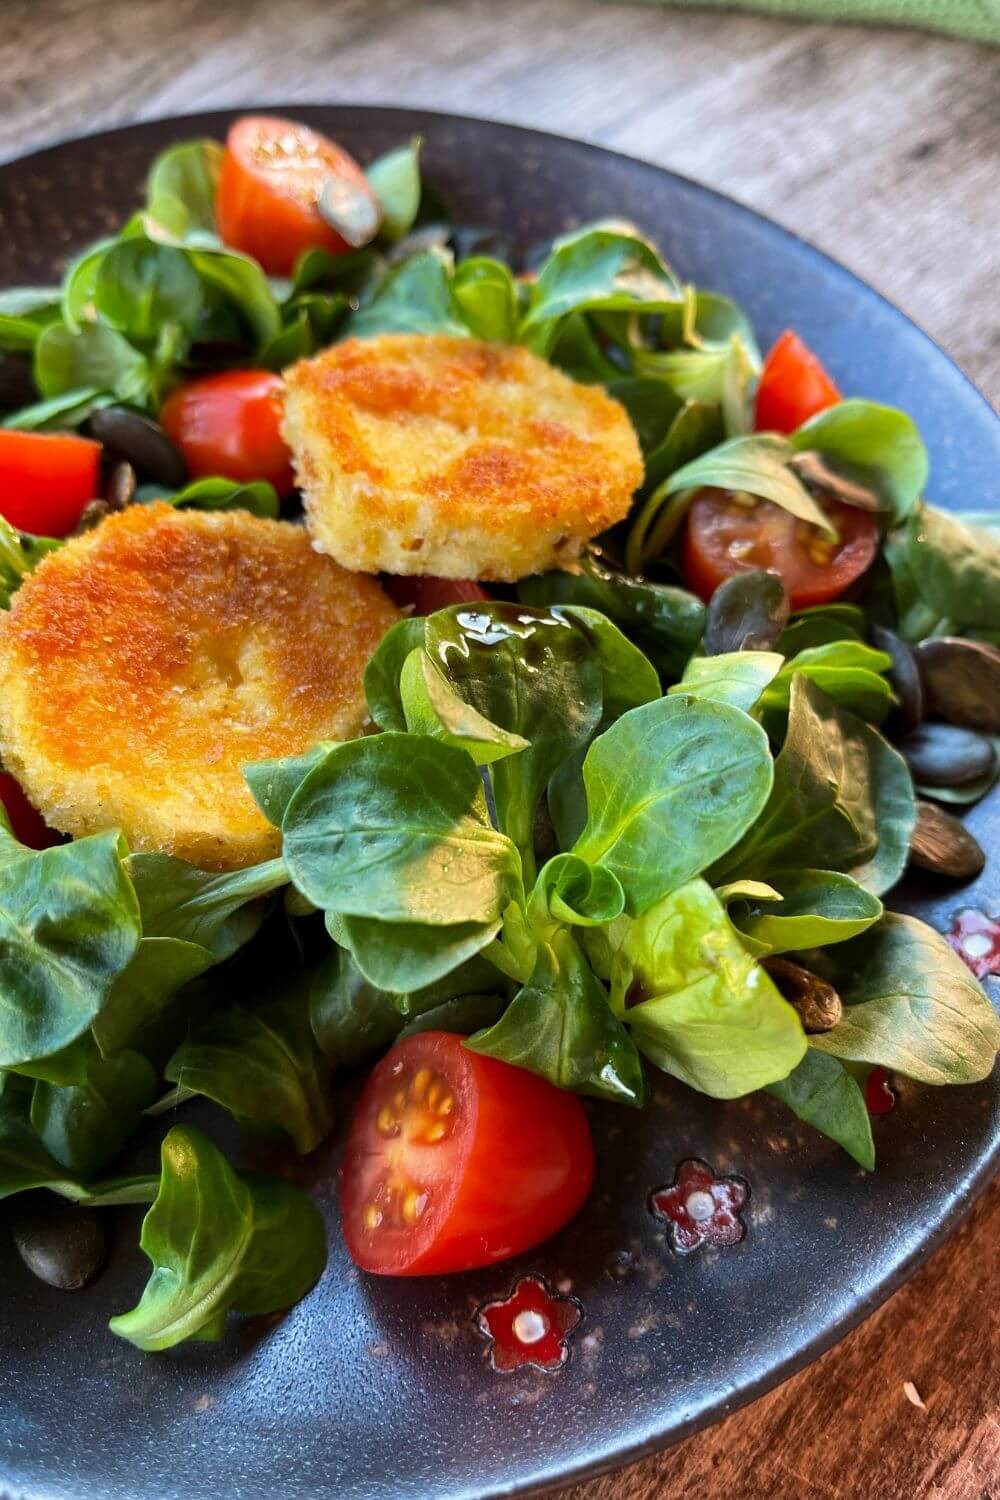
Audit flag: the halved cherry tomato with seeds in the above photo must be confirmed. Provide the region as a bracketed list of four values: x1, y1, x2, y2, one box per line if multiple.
[217, 115, 377, 277]
[382, 576, 492, 614]
[0, 430, 101, 536]
[341, 1031, 594, 1276]
[160, 370, 295, 496]
[682, 487, 878, 609]
[755, 330, 841, 435]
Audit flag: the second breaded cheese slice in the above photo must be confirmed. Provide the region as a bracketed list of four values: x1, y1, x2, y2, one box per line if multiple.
[282, 333, 643, 581]
[0, 504, 400, 870]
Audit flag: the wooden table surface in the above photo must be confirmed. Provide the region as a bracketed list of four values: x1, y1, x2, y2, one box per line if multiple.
[4, 2, 999, 1496]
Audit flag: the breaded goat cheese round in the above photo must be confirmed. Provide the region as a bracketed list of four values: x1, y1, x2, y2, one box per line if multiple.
[282, 334, 643, 580]
[0, 504, 399, 870]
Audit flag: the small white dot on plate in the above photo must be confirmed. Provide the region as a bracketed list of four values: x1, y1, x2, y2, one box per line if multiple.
[512, 1310, 549, 1345]
[962, 933, 993, 959]
[686, 1190, 716, 1222]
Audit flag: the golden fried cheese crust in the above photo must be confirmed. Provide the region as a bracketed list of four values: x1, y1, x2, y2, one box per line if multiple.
[0, 504, 400, 870]
[282, 334, 643, 580]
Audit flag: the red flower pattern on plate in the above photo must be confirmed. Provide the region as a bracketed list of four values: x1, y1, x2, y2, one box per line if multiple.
[649, 1158, 748, 1254]
[948, 909, 1000, 981]
[477, 1275, 582, 1373]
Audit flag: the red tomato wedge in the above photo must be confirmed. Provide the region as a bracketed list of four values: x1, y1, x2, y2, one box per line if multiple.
[0, 772, 62, 849]
[217, 115, 378, 277]
[382, 576, 492, 614]
[0, 430, 100, 536]
[755, 330, 841, 435]
[160, 370, 295, 496]
[341, 1031, 594, 1276]
[682, 487, 878, 609]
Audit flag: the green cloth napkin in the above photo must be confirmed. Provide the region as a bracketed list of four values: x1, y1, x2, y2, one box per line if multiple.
[626, 0, 1000, 43]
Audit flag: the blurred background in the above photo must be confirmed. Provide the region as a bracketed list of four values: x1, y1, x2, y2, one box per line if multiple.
[4, 0, 998, 405]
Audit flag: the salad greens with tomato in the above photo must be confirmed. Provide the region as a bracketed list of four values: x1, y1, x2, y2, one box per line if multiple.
[1, 115, 998, 1352]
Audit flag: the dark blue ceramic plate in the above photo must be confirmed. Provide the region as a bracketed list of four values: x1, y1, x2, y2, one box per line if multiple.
[0, 108, 997, 1500]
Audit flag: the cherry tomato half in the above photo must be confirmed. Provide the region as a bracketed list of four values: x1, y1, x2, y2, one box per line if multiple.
[217, 114, 378, 277]
[160, 370, 295, 496]
[341, 1031, 594, 1276]
[682, 487, 879, 609]
[755, 330, 841, 435]
[0, 772, 62, 849]
[0, 430, 100, 536]
[382, 576, 492, 614]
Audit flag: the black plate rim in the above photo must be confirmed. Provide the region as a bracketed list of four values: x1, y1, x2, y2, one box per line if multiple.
[0, 103, 997, 1500]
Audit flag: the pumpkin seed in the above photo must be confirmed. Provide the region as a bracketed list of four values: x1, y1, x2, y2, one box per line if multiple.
[318, 178, 380, 249]
[102, 460, 137, 511]
[788, 450, 884, 513]
[74, 499, 110, 534]
[909, 800, 985, 881]
[763, 956, 842, 1033]
[900, 723, 997, 787]
[12, 1200, 109, 1290]
[871, 624, 923, 736]
[89, 407, 186, 487]
[915, 636, 1000, 734]
[703, 569, 790, 656]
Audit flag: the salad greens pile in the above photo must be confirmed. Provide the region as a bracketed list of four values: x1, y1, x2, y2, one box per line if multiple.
[1, 129, 998, 1352]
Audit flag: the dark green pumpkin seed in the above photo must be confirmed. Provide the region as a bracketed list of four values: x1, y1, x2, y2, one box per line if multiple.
[89, 407, 186, 488]
[915, 636, 1000, 734]
[900, 723, 997, 787]
[871, 624, 923, 737]
[704, 569, 790, 656]
[763, 956, 842, 1033]
[909, 800, 985, 880]
[12, 1201, 109, 1290]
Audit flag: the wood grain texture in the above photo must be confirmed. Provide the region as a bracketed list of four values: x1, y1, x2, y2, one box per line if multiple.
[1, 3, 998, 1496]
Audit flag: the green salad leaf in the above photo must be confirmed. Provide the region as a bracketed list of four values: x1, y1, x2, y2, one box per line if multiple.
[147, 475, 280, 517]
[713, 677, 914, 897]
[30, 1037, 158, 1178]
[468, 927, 645, 1105]
[424, 603, 604, 878]
[520, 558, 706, 682]
[657, 434, 836, 535]
[528, 853, 626, 930]
[127, 852, 287, 959]
[146, 138, 223, 235]
[600, 878, 805, 1097]
[0, 832, 141, 1070]
[808, 914, 1000, 1084]
[789, 400, 928, 523]
[452, 257, 519, 342]
[895, 502, 1000, 636]
[520, 225, 682, 353]
[331, 909, 502, 992]
[309, 946, 406, 1064]
[282, 735, 518, 925]
[109, 1125, 327, 1351]
[349, 252, 467, 338]
[366, 137, 422, 243]
[767, 1050, 875, 1170]
[573, 695, 774, 913]
[164, 982, 333, 1154]
[728, 869, 882, 954]
[669, 650, 784, 712]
